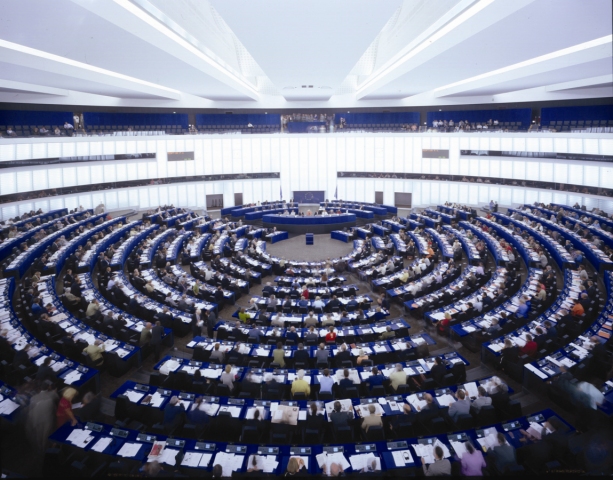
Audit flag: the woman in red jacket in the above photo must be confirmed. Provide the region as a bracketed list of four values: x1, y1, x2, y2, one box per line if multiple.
[325, 326, 337, 343]
[520, 334, 537, 357]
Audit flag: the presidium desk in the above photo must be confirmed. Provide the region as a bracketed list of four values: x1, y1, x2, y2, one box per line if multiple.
[262, 213, 357, 234]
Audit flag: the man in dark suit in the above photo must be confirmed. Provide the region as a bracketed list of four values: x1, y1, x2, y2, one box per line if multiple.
[157, 307, 174, 329]
[430, 357, 447, 386]
[262, 282, 275, 296]
[35, 357, 56, 383]
[150, 320, 164, 361]
[327, 296, 341, 311]
[329, 401, 352, 429]
[214, 286, 225, 306]
[338, 369, 354, 391]
[293, 343, 310, 365]
[334, 345, 351, 367]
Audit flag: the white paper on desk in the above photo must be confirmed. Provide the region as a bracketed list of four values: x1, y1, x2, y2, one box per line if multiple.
[90, 437, 112, 453]
[51, 361, 67, 373]
[159, 448, 179, 466]
[248, 454, 279, 473]
[198, 453, 213, 467]
[392, 450, 413, 467]
[437, 394, 456, 407]
[406, 394, 427, 411]
[489, 343, 504, 353]
[125, 390, 145, 403]
[159, 360, 181, 375]
[181, 452, 203, 468]
[67, 428, 94, 447]
[245, 406, 265, 420]
[217, 406, 242, 418]
[186, 341, 196, 348]
[524, 363, 549, 379]
[197, 402, 219, 416]
[477, 429, 499, 450]
[213, 452, 243, 477]
[463, 382, 479, 398]
[0, 398, 18, 415]
[64, 371, 82, 385]
[373, 345, 387, 353]
[412, 444, 434, 465]
[115, 348, 129, 358]
[450, 441, 468, 459]
[255, 348, 270, 357]
[200, 368, 221, 379]
[350, 453, 379, 472]
[181, 366, 199, 375]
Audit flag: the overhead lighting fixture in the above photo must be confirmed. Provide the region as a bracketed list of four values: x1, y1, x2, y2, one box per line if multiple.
[434, 34, 613, 93]
[356, 0, 495, 96]
[113, 0, 258, 97]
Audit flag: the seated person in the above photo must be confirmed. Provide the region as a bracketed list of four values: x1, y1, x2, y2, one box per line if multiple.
[365, 366, 385, 391]
[388, 363, 407, 391]
[338, 368, 354, 391]
[471, 386, 492, 412]
[448, 389, 470, 422]
[422, 445, 451, 476]
[325, 326, 337, 343]
[272, 341, 286, 367]
[360, 404, 383, 432]
[291, 369, 311, 397]
[293, 343, 310, 365]
[318, 368, 334, 395]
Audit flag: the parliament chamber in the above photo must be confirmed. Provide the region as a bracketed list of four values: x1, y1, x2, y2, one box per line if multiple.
[0, 0, 612, 478]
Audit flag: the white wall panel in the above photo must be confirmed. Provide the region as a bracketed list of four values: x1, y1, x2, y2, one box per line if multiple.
[2, 133, 613, 220]
[568, 164, 583, 185]
[16, 144, 32, 160]
[568, 138, 583, 153]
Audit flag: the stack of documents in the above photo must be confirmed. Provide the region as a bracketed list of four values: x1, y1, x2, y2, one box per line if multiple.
[213, 452, 244, 477]
[391, 450, 413, 467]
[66, 428, 95, 447]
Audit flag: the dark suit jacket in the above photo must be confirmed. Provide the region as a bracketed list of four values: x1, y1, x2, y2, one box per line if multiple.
[330, 411, 351, 428]
[150, 325, 164, 345]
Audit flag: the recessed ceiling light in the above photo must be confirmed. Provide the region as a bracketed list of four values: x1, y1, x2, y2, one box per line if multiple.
[439, 109, 442, 111]
[347, 111, 350, 113]
[173, 111, 176, 113]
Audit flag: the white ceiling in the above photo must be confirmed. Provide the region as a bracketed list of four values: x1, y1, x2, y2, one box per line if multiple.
[0, 0, 610, 109]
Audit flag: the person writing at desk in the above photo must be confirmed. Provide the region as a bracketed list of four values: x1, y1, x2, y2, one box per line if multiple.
[360, 404, 383, 432]
[291, 369, 311, 398]
[83, 339, 105, 366]
[458, 440, 486, 476]
[422, 445, 451, 476]
[285, 457, 307, 476]
[209, 343, 226, 363]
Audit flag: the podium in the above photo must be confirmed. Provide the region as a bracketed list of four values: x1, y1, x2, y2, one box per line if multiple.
[305, 233, 314, 245]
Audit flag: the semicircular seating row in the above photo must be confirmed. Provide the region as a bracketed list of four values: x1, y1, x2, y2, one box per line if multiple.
[1, 204, 608, 473]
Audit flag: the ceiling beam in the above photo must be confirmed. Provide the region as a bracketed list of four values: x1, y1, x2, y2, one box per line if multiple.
[70, 0, 260, 101]
[433, 35, 612, 97]
[545, 74, 613, 92]
[355, 0, 536, 100]
[0, 79, 68, 96]
[0, 39, 182, 100]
